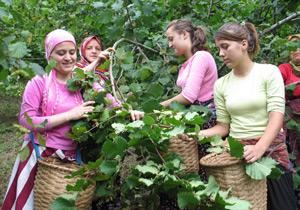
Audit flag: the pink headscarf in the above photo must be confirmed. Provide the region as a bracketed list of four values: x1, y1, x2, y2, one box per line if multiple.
[77, 35, 103, 67]
[76, 35, 108, 81]
[42, 29, 83, 116]
[44, 29, 76, 61]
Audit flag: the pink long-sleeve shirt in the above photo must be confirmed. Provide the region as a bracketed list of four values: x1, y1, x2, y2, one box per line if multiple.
[19, 75, 83, 150]
[177, 51, 218, 103]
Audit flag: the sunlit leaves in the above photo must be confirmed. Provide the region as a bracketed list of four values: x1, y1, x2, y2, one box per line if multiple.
[51, 193, 77, 210]
[111, 123, 126, 134]
[245, 157, 278, 180]
[177, 191, 199, 210]
[136, 163, 159, 175]
[19, 145, 30, 161]
[8, 42, 28, 58]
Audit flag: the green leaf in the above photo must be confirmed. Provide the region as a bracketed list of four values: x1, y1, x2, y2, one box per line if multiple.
[30, 62, 45, 76]
[268, 166, 284, 180]
[228, 136, 244, 158]
[225, 196, 251, 210]
[95, 91, 106, 105]
[98, 60, 110, 70]
[125, 175, 140, 189]
[199, 135, 223, 146]
[8, 42, 28, 58]
[111, 123, 126, 134]
[177, 191, 199, 210]
[139, 67, 152, 81]
[102, 137, 127, 159]
[127, 120, 144, 129]
[36, 119, 48, 129]
[169, 101, 186, 111]
[245, 157, 277, 180]
[138, 178, 154, 187]
[73, 68, 85, 79]
[184, 112, 198, 121]
[95, 184, 113, 197]
[100, 109, 110, 121]
[207, 146, 223, 154]
[36, 133, 46, 147]
[0, 69, 8, 81]
[45, 59, 57, 73]
[143, 115, 155, 125]
[100, 160, 118, 175]
[136, 164, 159, 175]
[199, 176, 219, 199]
[293, 173, 300, 189]
[147, 83, 164, 98]
[24, 112, 33, 127]
[165, 126, 185, 137]
[142, 99, 160, 113]
[19, 146, 30, 161]
[51, 193, 77, 210]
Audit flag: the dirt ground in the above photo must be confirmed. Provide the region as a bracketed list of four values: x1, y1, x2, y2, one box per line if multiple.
[0, 93, 22, 206]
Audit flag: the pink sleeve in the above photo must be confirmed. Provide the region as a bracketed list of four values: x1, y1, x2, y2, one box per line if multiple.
[19, 76, 52, 131]
[181, 52, 209, 103]
[106, 93, 121, 108]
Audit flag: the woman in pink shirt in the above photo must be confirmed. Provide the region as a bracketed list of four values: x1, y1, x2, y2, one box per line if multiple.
[161, 19, 218, 108]
[1, 29, 95, 210]
[75, 35, 121, 107]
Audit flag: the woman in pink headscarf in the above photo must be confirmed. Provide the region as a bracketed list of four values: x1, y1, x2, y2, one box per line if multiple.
[76, 35, 114, 79]
[75, 35, 122, 107]
[1, 29, 95, 210]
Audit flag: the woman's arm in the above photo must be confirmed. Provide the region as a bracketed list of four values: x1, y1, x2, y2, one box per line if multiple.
[199, 122, 230, 138]
[244, 111, 283, 163]
[160, 93, 191, 107]
[83, 48, 114, 72]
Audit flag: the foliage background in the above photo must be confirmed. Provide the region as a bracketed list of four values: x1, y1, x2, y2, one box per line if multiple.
[0, 0, 300, 207]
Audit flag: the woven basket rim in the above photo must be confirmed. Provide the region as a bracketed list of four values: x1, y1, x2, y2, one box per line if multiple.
[37, 156, 80, 173]
[200, 152, 241, 167]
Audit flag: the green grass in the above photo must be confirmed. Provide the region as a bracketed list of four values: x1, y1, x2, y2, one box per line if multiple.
[0, 93, 22, 206]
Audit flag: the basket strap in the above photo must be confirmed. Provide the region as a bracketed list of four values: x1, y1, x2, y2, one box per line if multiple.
[29, 131, 44, 160]
[76, 147, 83, 165]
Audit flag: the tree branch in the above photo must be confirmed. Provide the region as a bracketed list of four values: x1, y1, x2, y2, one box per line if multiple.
[207, 0, 213, 17]
[261, 11, 300, 36]
[108, 38, 159, 103]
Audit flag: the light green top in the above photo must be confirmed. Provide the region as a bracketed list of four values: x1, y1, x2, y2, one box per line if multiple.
[214, 63, 285, 139]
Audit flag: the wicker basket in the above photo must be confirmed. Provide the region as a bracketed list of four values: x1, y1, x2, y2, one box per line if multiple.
[34, 157, 96, 210]
[169, 135, 199, 173]
[200, 152, 267, 210]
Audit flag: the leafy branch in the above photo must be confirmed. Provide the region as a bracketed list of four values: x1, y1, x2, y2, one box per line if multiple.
[261, 11, 300, 35]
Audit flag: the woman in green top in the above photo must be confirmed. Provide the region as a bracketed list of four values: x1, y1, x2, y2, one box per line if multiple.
[199, 22, 296, 210]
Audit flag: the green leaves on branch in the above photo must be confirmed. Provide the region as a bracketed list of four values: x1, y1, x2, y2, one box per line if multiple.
[245, 157, 282, 180]
[228, 136, 244, 158]
[8, 42, 28, 58]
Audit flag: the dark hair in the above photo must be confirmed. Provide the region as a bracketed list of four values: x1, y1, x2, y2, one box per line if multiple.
[214, 22, 260, 57]
[167, 19, 208, 54]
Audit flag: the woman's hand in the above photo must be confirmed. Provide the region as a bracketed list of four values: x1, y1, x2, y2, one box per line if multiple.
[243, 144, 267, 163]
[66, 101, 95, 121]
[98, 47, 115, 60]
[130, 110, 144, 121]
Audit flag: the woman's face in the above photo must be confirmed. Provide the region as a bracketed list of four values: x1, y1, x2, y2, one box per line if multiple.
[50, 41, 76, 76]
[85, 39, 102, 63]
[215, 39, 248, 69]
[166, 27, 189, 56]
